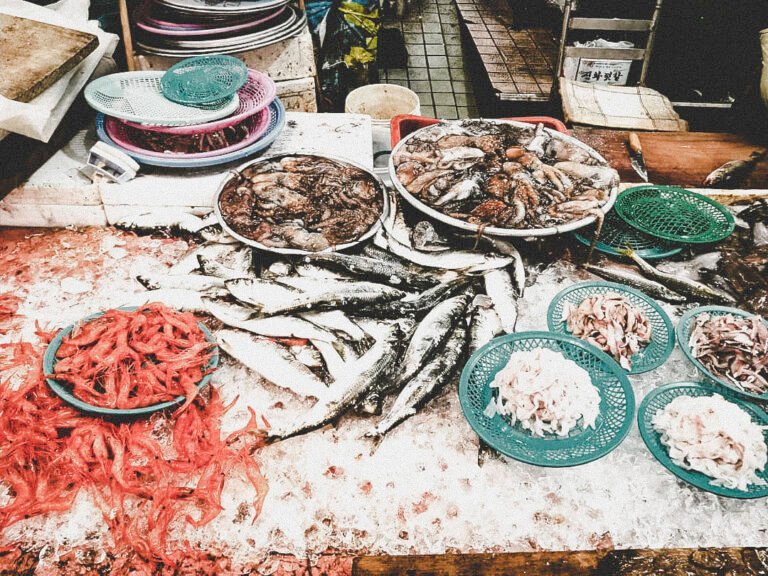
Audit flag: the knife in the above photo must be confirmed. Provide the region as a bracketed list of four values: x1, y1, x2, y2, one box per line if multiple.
[627, 132, 648, 182]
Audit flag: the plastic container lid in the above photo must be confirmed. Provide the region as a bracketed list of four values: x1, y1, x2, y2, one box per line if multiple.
[547, 280, 675, 374]
[614, 185, 735, 244]
[85, 71, 239, 126]
[161, 55, 249, 105]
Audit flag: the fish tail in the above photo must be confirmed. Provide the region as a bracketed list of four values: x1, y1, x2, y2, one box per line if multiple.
[364, 431, 385, 455]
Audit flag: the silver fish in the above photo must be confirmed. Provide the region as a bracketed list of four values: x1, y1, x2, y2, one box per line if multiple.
[197, 246, 255, 280]
[621, 248, 736, 305]
[196, 224, 239, 244]
[217, 329, 328, 399]
[360, 294, 470, 415]
[269, 324, 403, 440]
[226, 277, 299, 309]
[251, 281, 406, 317]
[303, 252, 437, 289]
[300, 310, 374, 352]
[136, 270, 225, 292]
[703, 151, 764, 188]
[262, 260, 294, 279]
[486, 238, 526, 296]
[168, 247, 204, 276]
[583, 263, 686, 303]
[367, 319, 467, 441]
[121, 289, 206, 312]
[311, 339, 350, 381]
[291, 345, 324, 369]
[293, 262, 354, 281]
[483, 268, 518, 334]
[358, 276, 473, 319]
[469, 294, 503, 354]
[204, 298, 345, 347]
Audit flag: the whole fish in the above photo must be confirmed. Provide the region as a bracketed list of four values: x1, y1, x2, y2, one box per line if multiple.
[486, 238, 526, 296]
[249, 281, 406, 317]
[291, 345, 324, 370]
[483, 268, 518, 333]
[196, 224, 239, 244]
[226, 278, 299, 309]
[359, 294, 470, 414]
[269, 324, 403, 441]
[293, 262, 354, 281]
[136, 270, 225, 292]
[303, 252, 437, 290]
[217, 330, 329, 399]
[168, 247, 204, 276]
[703, 151, 765, 188]
[358, 276, 473, 319]
[197, 247, 255, 280]
[203, 298, 347, 349]
[366, 320, 467, 441]
[311, 339, 349, 381]
[469, 294, 503, 354]
[122, 289, 206, 312]
[621, 248, 737, 305]
[378, 230, 513, 272]
[583, 263, 686, 303]
[300, 310, 374, 353]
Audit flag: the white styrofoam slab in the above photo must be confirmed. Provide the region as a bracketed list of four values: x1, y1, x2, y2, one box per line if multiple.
[103, 205, 212, 226]
[0, 203, 107, 227]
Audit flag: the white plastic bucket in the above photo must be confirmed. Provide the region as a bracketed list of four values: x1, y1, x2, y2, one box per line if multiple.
[345, 84, 421, 183]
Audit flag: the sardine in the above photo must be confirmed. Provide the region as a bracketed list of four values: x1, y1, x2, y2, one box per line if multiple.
[197, 247, 255, 280]
[121, 289, 206, 312]
[196, 224, 239, 244]
[469, 294, 503, 354]
[217, 330, 328, 399]
[136, 270, 225, 292]
[303, 252, 437, 289]
[294, 262, 354, 281]
[204, 298, 346, 347]
[269, 324, 403, 441]
[485, 238, 526, 296]
[311, 339, 349, 381]
[703, 151, 764, 188]
[361, 294, 470, 415]
[358, 276, 473, 319]
[300, 310, 374, 353]
[621, 248, 737, 305]
[583, 264, 686, 303]
[366, 320, 467, 441]
[483, 268, 518, 333]
[225, 278, 298, 309]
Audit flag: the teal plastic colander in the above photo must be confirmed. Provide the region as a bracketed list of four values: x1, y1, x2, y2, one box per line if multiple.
[547, 281, 675, 374]
[161, 55, 249, 105]
[459, 332, 635, 467]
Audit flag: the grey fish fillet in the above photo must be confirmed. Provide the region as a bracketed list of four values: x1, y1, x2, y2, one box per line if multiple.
[269, 324, 403, 441]
[483, 268, 518, 334]
[217, 329, 329, 399]
[583, 263, 686, 303]
[303, 252, 437, 289]
[621, 248, 737, 305]
[469, 294, 503, 354]
[366, 319, 467, 440]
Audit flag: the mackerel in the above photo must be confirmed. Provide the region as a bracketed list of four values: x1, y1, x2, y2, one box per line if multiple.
[469, 294, 503, 354]
[621, 248, 737, 305]
[225, 278, 298, 309]
[217, 330, 328, 399]
[483, 268, 518, 333]
[366, 320, 467, 440]
[486, 238, 526, 296]
[583, 263, 686, 303]
[359, 276, 473, 319]
[269, 325, 403, 440]
[303, 252, 437, 289]
[300, 310, 374, 352]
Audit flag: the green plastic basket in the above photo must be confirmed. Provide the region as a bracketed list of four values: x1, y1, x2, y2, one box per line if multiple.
[459, 331, 635, 467]
[614, 185, 735, 245]
[638, 382, 768, 499]
[573, 209, 682, 260]
[43, 307, 219, 418]
[161, 55, 249, 106]
[547, 281, 675, 375]
[676, 305, 768, 402]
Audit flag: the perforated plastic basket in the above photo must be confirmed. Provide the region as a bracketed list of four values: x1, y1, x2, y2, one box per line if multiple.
[638, 382, 768, 499]
[85, 71, 239, 126]
[95, 97, 285, 168]
[614, 185, 735, 245]
[161, 55, 248, 105]
[120, 69, 276, 134]
[573, 209, 682, 260]
[459, 332, 635, 467]
[104, 108, 270, 159]
[547, 281, 675, 374]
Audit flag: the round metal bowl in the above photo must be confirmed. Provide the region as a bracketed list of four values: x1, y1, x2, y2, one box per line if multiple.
[388, 118, 619, 238]
[213, 153, 391, 255]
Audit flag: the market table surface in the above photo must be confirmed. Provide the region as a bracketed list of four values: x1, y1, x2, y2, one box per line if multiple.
[572, 128, 768, 189]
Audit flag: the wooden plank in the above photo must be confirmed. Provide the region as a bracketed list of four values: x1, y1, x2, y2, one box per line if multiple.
[569, 18, 652, 32]
[571, 128, 768, 189]
[0, 14, 98, 102]
[563, 46, 646, 60]
[354, 548, 768, 576]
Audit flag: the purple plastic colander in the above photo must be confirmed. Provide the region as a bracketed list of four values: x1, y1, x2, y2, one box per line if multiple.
[120, 69, 276, 134]
[104, 106, 271, 159]
[136, 2, 287, 37]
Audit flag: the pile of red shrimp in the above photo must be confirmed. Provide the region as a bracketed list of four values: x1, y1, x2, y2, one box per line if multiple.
[0, 295, 269, 570]
[51, 304, 215, 410]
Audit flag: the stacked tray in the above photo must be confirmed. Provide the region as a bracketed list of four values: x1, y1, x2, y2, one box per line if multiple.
[86, 64, 285, 168]
[134, 0, 306, 56]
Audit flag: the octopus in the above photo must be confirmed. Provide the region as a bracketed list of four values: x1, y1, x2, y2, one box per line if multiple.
[392, 120, 619, 231]
[218, 155, 384, 251]
[122, 119, 255, 154]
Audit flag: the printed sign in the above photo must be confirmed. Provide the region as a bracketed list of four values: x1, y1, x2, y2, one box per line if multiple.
[575, 59, 632, 85]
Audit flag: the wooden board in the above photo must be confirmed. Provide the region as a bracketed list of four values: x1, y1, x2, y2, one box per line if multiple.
[0, 14, 98, 102]
[354, 548, 768, 575]
[572, 128, 768, 189]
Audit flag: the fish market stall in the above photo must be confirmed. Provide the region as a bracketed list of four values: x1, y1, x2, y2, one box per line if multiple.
[1, 113, 768, 575]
